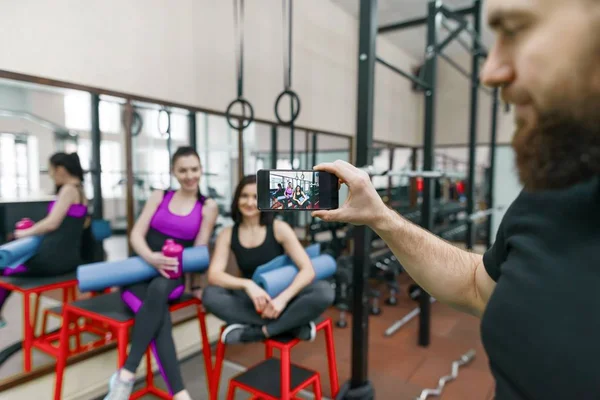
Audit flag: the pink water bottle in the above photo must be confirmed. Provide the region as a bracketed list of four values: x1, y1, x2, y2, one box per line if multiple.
[15, 218, 34, 230]
[162, 239, 183, 279]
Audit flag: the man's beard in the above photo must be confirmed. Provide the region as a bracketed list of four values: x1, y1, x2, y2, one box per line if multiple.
[511, 94, 600, 192]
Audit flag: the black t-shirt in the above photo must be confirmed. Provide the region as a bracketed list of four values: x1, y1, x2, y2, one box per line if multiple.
[481, 176, 600, 400]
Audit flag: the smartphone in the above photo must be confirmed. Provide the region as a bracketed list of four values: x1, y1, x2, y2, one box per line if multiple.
[257, 169, 339, 211]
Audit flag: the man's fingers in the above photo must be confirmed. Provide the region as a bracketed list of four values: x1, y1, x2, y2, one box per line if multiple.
[314, 160, 358, 184]
[312, 208, 344, 222]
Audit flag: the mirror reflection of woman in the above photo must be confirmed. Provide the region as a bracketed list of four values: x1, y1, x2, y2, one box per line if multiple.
[0, 152, 89, 328]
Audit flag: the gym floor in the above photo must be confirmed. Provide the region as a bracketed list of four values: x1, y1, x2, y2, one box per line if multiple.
[39, 239, 494, 399]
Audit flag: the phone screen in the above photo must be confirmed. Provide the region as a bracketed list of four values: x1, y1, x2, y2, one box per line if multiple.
[257, 169, 339, 211]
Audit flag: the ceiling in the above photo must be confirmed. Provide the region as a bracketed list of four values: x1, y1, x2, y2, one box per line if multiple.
[329, 0, 495, 64]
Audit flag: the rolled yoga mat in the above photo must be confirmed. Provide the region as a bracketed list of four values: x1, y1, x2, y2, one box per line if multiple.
[253, 253, 337, 298]
[0, 236, 44, 269]
[251, 243, 321, 281]
[77, 245, 210, 292]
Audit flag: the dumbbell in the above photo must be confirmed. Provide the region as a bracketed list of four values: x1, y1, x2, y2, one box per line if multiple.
[386, 280, 400, 306]
[369, 289, 381, 315]
[336, 303, 349, 328]
[408, 284, 423, 301]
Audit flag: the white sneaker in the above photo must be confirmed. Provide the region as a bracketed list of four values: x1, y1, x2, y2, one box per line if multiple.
[104, 371, 134, 400]
[220, 324, 248, 344]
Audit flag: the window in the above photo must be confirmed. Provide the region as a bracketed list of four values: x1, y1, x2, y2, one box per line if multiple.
[64, 92, 91, 131]
[170, 113, 189, 143]
[0, 134, 16, 198]
[76, 138, 123, 199]
[196, 113, 238, 213]
[99, 101, 121, 134]
[64, 94, 120, 134]
[0, 133, 38, 198]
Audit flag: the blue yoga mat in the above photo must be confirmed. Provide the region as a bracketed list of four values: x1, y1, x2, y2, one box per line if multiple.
[77, 245, 210, 292]
[0, 236, 44, 269]
[91, 219, 112, 241]
[253, 254, 337, 298]
[251, 243, 321, 282]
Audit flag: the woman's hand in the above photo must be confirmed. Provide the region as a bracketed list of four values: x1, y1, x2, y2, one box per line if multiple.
[261, 296, 289, 320]
[244, 281, 272, 313]
[13, 229, 31, 239]
[146, 252, 179, 278]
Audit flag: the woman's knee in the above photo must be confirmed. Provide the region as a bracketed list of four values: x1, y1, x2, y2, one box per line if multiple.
[147, 278, 178, 302]
[201, 285, 228, 311]
[308, 281, 335, 309]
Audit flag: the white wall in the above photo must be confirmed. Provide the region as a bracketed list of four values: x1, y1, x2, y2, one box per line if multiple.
[490, 145, 522, 243]
[1, 0, 424, 146]
[434, 53, 515, 147]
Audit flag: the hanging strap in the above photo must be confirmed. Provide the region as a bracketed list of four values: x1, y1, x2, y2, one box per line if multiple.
[226, 0, 254, 130]
[282, 0, 292, 90]
[234, 0, 245, 98]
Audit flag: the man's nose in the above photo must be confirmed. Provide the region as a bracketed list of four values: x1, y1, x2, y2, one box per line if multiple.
[480, 43, 514, 88]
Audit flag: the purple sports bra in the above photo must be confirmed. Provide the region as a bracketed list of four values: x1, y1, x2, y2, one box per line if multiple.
[149, 191, 204, 241]
[47, 201, 88, 218]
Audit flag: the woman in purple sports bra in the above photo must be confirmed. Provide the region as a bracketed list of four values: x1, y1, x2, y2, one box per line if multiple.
[104, 147, 218, 400]
[0, 152, 89, 328]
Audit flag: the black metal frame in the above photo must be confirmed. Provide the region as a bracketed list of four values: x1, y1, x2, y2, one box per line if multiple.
[345, 0, 498, 395]
[90, 94, 103, 219]
[465, 0, 482, 250]
[337, 0, 378, 398]
[486, 88, 499, 248]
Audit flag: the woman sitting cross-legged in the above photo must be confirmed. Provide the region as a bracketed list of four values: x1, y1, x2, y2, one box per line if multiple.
[202, 175, 335, 344]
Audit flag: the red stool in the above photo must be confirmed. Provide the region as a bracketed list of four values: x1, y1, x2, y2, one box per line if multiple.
[211, 317, 339, 400]
[0, 272, 78, 372]
[53, 291, 213, 400]
[226, 358, 323, 400]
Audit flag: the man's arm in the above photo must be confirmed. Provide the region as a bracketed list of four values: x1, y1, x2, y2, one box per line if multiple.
[373, 207, 496, 317]
[311, 160, 497, 319]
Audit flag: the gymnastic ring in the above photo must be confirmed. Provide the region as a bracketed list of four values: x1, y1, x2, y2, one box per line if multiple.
[274, 89, 301, 125]
[226, 97, 255, 130]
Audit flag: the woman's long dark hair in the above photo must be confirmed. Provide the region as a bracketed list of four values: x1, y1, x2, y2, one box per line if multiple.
[231, 175, 274, 225]
[50, 152, 84, 194]
[171, 146, 206, 203]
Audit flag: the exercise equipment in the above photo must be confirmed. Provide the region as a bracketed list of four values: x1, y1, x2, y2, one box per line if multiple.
[90, 219, 112, 241]
[384, 285, 436, 337]
[273, 0, 301, 167]
[0, 236, 43, 269]
[225, 0, 255, 130]
[253, 254, 336, 298]
[250, 243, 320, 281]
[415, 349, 476, 400]
[362, 166, 466, 179]
[77, 246, 209, 292]
[334, 250, 401, 328]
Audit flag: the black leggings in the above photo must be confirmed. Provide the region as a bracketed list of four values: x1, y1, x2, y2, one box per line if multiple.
[123, 276, 184, 394]
[202, 280, 335, 337]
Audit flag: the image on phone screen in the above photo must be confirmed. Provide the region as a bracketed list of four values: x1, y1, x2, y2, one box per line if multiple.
[257, 169, 338, 211]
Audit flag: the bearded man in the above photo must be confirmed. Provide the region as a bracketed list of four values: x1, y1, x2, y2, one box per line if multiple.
[312, 0, 600, 398]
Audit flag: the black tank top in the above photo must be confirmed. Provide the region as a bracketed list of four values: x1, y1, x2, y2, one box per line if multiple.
[27, 184, 88, 276]
[231, 222, 284, 279]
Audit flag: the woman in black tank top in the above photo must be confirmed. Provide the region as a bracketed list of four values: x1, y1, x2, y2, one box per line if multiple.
[0, 152, 89, 328]
[202, 175, 335, 344]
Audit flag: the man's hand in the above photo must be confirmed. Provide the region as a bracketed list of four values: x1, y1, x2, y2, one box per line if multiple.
[311, 160, 388, 227]
[261, 296, 289, 320]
